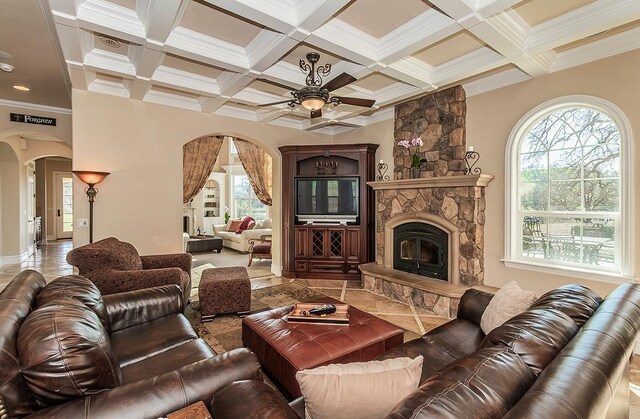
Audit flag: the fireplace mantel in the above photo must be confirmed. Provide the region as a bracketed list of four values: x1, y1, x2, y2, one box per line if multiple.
[367, 174, 494, 190]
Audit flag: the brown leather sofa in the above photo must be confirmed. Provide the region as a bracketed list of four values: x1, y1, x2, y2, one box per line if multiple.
[209, 282, 640, 418]
[0, 270, 261, 418]
[66, 237, 193, 306]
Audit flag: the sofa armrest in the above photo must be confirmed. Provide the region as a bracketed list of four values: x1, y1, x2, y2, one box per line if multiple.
[89, 267, 185, 295]
[213, 224, 228, 235]
[140, 253, 192, 277]
[25, 348, 261, 419]
[241, 228, 273, 240]
[457, 288, 495, 325]
[210, 380, 301, 419]
[103, 285, 183, 331]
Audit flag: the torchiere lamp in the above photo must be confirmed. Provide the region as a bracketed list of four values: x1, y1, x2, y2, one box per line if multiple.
[72, 171, 110, 243]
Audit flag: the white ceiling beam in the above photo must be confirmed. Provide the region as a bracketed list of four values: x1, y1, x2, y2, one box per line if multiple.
[245, 30, 298, 72]
[199, 96, 229, 113]
[525, 0, 640, 55]
[89, 78, 130, 97]
[76, 0, 147, 45]
[292, 0, 351, 40]
[257, 108, 293, 123]
[432, 48, 509, 85]
[307, 20, 378, 65]
[125, 77, 152, 100]
[462, 67, 530, 96]
[217, 72, 255, 97]
[202, 0, 296, 34]
[152, 66, 220, 96]
[127, 45, 165, 78]
[136, 0, 189, 45]
[382, 58, 436, 89]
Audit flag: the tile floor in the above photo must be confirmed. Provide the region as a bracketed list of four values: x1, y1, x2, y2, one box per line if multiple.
[1, 241, 639, 417]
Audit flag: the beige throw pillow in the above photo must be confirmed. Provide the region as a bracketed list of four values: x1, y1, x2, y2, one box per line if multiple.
[296, 356, 423, 419]
[480, 281, 536, 334]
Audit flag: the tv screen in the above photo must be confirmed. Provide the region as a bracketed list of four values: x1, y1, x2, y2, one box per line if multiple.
[295, 177, 359, 220]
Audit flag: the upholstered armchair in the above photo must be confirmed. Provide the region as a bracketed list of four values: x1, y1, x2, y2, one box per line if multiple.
[247, 234, 272, 266]
[66, 237, 192, 305]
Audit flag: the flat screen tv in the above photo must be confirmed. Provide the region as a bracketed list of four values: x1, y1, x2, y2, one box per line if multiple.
[295, 177, 359, 223]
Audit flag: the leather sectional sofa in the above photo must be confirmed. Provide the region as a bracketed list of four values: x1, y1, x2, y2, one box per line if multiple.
[0, 270, 260, 418]
[210, 282, 640, 418]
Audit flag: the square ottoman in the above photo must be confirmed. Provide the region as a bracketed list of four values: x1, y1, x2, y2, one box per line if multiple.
[242, 297, 404, 398]
[199, 267, 250, 322]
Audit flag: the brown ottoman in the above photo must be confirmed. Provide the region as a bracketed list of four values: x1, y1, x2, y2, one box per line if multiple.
[199, 267, 250, 321]
[242, 297, 404, 398]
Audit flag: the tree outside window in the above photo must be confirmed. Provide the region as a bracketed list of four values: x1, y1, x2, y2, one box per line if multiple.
[518, 106, 620, 272]
[232, 175, 267, 220]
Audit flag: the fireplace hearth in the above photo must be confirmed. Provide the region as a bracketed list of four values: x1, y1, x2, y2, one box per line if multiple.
[394, 222, 448, 280]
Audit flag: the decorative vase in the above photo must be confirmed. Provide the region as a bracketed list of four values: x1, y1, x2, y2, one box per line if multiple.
[411, 167, 421, 178]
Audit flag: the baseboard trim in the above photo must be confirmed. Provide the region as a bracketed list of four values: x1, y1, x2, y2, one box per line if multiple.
[46, 235, 56, 241]
[271, 264, 283, 276]
[0, 251, 29, 265]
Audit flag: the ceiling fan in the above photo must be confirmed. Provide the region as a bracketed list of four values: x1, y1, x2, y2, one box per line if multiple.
[258, 52, 375, 118]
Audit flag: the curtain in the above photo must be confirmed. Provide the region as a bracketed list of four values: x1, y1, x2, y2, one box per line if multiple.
[183, 136, 224, 204]
[233, 138, 273, 206]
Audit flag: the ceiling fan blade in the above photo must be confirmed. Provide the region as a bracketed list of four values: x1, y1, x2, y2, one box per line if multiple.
[311, 109, 322, 118]
[0, 51, 12, 60]
[258, 100, 292, 107]
[256, 78, 297, 91]
[323, 73, 357, 92]
[333, 96, 376, 107]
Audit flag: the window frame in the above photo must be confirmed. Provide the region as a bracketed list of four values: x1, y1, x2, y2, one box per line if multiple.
[230, 173, 267, 220]
[504, 96, 634, 283]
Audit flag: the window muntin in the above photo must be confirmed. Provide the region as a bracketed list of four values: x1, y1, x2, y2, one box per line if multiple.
[517, 107, 621, 273]
[231, 175, 267, 220]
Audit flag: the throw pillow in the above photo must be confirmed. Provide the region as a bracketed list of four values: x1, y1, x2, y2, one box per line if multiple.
[480, 281, 536, 334]
[262, 218, 273, 229]
[254, 220, 263, 229]
[296, 356, 423, 419]
[227, 219, 243, 233]
[236, 216, 255, 234]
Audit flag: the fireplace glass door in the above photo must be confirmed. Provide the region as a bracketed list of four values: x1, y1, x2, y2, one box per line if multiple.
[394, 222, 448, 280]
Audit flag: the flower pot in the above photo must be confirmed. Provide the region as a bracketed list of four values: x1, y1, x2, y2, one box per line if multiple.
[411, 167, 421, 178]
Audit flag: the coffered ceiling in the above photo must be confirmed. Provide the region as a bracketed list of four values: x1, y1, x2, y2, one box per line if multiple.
[45, 0, 640, 134]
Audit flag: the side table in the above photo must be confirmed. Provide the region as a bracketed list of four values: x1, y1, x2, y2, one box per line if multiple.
[167, 401, 212, 419]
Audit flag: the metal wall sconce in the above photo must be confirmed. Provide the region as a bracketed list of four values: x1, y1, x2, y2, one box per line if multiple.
[72, 171, 110, 243]
[464, 147, 482, 175]
[376, 160, 390, 181]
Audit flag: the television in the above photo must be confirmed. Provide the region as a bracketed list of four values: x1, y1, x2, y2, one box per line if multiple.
[295, 177, 359, 223]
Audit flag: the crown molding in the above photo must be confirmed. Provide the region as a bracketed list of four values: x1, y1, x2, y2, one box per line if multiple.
[76, 0, 146, 44]
[88, 78, 130, 97]
[143, 89, 201, 111]
[463, 67, 531, 97]
[84, 48, 136, 77]
[0, 99, 72, 115]
[152, 65, 220, 96]
[213, 104, 259, 121]
[433, 47, 508, 85]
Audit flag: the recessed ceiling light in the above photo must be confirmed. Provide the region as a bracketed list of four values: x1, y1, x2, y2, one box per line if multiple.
[13, 85, 30, 91]
[0, 63, 14, 73]
[99, 36, 121, 48]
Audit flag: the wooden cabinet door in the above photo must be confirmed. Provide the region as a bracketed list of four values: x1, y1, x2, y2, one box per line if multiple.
[294, 227, 308, 259]
[309, 227, 328, 259]
[345, 228, 360, 262]
[327, 228, 345, 260]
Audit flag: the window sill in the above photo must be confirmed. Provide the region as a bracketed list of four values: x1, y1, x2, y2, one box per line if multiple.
[501, 259, 634, 284]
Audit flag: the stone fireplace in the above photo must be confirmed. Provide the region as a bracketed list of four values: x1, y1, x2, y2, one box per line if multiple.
[359, 86, 493, 318]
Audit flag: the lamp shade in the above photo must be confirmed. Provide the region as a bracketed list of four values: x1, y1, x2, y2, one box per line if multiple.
[72, 171, 110, 185]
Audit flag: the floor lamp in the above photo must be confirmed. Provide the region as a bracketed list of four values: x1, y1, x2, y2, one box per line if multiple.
[72, 171, 110, 243]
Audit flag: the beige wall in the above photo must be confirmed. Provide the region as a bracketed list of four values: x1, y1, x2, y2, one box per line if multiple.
[0, 142, 20, 257]
[464, 50, 640, 296]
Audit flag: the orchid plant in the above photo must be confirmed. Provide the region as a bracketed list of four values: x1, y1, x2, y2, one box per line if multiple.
[224, 205, 231, 224]
[397, 137, 427, 168]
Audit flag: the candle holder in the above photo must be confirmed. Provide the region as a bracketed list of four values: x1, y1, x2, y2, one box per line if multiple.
[376, 162, 389, 181]
[464, 151, 482, 175]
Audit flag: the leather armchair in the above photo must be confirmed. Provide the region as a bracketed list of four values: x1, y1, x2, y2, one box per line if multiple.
[0, 271, 262, 419]
[66, 237, 192, 305]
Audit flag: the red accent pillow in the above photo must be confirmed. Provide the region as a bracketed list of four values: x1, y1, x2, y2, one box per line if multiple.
[236, 216, 255, 234]
[227, 219, 243, 233]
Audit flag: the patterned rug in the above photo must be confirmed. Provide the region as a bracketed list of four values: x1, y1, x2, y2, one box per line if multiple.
[184, 282, 328, 354]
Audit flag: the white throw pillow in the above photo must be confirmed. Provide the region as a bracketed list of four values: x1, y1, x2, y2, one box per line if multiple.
[480, 281, 536, 334]
[296, 356, 423, 419]
[262, 218, 272, 229]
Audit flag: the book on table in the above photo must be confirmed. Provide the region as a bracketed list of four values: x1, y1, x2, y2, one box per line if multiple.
[287, 303, 350, 325]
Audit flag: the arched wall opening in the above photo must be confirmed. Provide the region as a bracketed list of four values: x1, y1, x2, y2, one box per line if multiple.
[0, 142, 20, 259]
[182, 134, 280, 274]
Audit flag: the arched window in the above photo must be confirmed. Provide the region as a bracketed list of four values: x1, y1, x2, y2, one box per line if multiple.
[505, 96, 633, 281]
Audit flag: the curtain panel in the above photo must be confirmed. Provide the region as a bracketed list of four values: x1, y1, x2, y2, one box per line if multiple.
[233, 138, 273, 206]
[183, 136, 224, 204]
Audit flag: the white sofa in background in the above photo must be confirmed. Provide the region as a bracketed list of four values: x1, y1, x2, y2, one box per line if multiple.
[212, 218, 272, 252]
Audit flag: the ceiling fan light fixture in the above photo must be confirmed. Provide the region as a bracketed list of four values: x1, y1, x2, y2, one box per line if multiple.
[301, 97, 326, 111]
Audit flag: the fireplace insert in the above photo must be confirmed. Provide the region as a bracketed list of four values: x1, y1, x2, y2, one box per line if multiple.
[393, 222, 448, 280]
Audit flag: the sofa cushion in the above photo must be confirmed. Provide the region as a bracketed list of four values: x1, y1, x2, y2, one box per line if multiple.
[66, 237, 143, 273]
[386, 347, 536, 419]
[121, 338, 215, 384]
[17, 298, 122, 407]
[296, 356, 423, 419]
[262, 218, 272, 229]
[227, 219, 243, 232]
[530, 283, 603, 327]
[376, 318, 484, 383]
[110, 314, 198, 367]
[480, 281, 536, 334]
[37, 275, 111, 332]
[480, 308, 578, 375]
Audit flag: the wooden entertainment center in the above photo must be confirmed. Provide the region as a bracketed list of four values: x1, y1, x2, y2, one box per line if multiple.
[279, 143, 378, 280]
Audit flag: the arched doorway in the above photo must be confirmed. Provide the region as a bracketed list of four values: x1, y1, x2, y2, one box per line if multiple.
[183, 135, 276, 280]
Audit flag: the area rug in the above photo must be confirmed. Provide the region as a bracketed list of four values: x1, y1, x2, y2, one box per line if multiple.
[184, 282, 328, 354]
